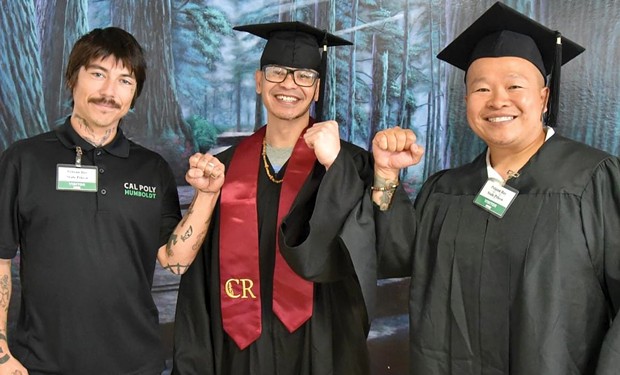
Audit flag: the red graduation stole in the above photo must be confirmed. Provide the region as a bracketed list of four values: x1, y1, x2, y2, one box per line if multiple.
[219, 124, 316, 350]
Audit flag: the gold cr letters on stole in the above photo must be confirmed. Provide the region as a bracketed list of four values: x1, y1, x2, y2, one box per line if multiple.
[224, 278, 257, 299]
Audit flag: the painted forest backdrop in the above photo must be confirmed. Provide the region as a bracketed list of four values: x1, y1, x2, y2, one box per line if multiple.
[1, 0, 619, 374]
[3, 0, 619, 193]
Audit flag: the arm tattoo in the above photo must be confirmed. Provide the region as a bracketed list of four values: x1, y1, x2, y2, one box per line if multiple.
[180, 226, 193, 242]
[0, 276, 9, 313]
[179, 204, 195, 227]
[0, 330, 8, 364]
[166, 233, 178, 257]
[378, 190, 396, 211]
[163, 263, 190, 275]
[191, 227, 208, 252]
[374, 175, 399, 211]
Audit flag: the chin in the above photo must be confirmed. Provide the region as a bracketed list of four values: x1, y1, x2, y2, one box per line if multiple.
[274, 111, 306, 121]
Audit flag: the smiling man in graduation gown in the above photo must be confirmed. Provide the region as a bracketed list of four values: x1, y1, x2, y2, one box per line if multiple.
[368, 2, 620, 374]
[172, 22, 378, 375]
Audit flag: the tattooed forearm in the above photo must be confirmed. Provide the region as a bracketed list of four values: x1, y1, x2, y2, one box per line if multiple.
[191, 227, 208, 252]
[180, 226, 193, 242]
[179, 201, 195, 227]
[0, 276, 9, 313]
[0, 330, 8, 364]
[378, 190, 396, 211]
[163, 263, 190, 275]
[373, 175, 399, 211]
[166, 233, 178, 257]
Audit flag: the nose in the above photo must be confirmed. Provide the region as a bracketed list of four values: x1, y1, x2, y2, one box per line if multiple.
[487, 89, 510, 108]
[98, 77, 116, 96]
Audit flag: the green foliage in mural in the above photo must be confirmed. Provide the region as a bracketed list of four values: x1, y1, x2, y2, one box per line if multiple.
[173, 2, 233, 116]
[186, 115, 223, 153]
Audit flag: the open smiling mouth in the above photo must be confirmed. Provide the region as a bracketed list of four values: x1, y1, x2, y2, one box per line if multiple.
[275, 95, 300, 103]
[487, 116, 515, 123]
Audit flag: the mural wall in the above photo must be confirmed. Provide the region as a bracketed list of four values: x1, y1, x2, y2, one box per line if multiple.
[1, 0, 619, 374]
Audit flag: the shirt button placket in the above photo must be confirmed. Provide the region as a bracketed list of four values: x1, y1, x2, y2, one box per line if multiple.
[95, 149, 106, 204]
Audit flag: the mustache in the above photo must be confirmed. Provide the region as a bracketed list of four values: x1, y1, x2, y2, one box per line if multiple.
[89, 97, 121, 109]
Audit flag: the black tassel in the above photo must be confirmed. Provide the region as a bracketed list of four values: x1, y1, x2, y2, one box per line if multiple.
[314, 31, 328, 122]
[546, 31, 562, 126]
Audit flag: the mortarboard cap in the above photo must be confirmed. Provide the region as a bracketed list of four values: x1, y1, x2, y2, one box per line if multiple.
[437, 1, 585, 126]
[233, 21, 352, 121]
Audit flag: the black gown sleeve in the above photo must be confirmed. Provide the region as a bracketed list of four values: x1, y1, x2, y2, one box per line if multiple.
[585, 157, 620, 373]
[279, 143, 373, 282]
[374, 185, 416, 278]
[280, 143, 378, 319]
[373, 170, 446, 279]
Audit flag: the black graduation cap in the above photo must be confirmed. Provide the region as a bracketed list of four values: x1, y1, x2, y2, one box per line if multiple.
[437, 1, 585, 126]
[233, 21, 353, 121]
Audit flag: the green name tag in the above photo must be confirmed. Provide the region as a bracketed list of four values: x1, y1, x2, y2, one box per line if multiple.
[56, 164, 98, 192]
[473, 179, 518, 218]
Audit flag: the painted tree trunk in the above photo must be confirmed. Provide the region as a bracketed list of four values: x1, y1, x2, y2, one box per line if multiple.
[0, 0, 48, 152]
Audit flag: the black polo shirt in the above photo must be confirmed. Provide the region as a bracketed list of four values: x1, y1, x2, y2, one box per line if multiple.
[0, 119, 181, 375]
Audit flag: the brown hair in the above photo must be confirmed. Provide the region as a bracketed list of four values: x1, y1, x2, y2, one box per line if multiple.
[65, 27, 146, 108]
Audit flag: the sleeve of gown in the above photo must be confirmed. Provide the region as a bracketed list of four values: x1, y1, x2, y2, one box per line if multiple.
[279, 145, 373, 283]
[374, 170, 444, 279]
[172, 247, 215, 375]
[582, 157, 620, 373]
[374, 185, 416, 278]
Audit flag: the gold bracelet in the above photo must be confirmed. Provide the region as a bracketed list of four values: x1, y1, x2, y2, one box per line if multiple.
[370, 183, 399, 192]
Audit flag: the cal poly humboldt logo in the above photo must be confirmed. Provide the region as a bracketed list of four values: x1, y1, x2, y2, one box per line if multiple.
[124, 182, 157, 200]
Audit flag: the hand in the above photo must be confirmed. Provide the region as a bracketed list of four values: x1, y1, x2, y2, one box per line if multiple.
[372, 127, 424, 180]
[185, 153, 225, 194]
[303, 120, 341, 170]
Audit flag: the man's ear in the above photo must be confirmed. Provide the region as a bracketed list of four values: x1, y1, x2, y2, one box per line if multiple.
[541, 86, 550, 114]
[255, 69, 262, 94]
[313, 79, 320, 101]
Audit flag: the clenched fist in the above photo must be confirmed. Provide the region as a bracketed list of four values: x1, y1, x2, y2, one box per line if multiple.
[303, 120, 341, 170]
[372, 126, 424, 181]
[186, 153, 226, 194]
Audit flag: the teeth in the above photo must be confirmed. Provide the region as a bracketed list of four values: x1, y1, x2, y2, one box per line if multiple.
[488, 116, 514, 123]
[276, 95, 298, 102]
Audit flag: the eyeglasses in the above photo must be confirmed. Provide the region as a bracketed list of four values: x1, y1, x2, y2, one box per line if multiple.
[262, 65, 319, 87]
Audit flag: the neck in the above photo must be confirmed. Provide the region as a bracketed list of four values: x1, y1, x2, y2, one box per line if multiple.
[70, 114, 119, 147]
[264, 115, 309, 148]
[489, 129, 546, 180]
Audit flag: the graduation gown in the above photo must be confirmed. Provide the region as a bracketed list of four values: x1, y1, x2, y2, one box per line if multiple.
[377, 134, 620, 374]
[172, 140, 375, 375]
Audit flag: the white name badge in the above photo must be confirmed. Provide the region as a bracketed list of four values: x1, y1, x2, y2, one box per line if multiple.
[56, 164, 98, 192]
[473, 179, 518, 218]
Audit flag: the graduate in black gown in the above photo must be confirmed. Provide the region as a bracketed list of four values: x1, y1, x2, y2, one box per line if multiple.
[172, 22, 378, 375]
[369, 2, 620, 374]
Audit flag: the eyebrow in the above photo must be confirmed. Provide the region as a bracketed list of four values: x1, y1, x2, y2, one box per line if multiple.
[85, 63, 135, 80]
[468, 72, 529, 85]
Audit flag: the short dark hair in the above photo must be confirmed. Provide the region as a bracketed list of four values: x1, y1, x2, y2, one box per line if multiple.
[65, 27, 146, 108]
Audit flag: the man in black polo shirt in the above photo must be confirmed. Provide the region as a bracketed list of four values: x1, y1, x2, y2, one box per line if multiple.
[0, 27, 203, 375]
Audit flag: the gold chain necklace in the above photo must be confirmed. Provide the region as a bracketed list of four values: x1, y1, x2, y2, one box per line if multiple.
[262, 137, 283, 184]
